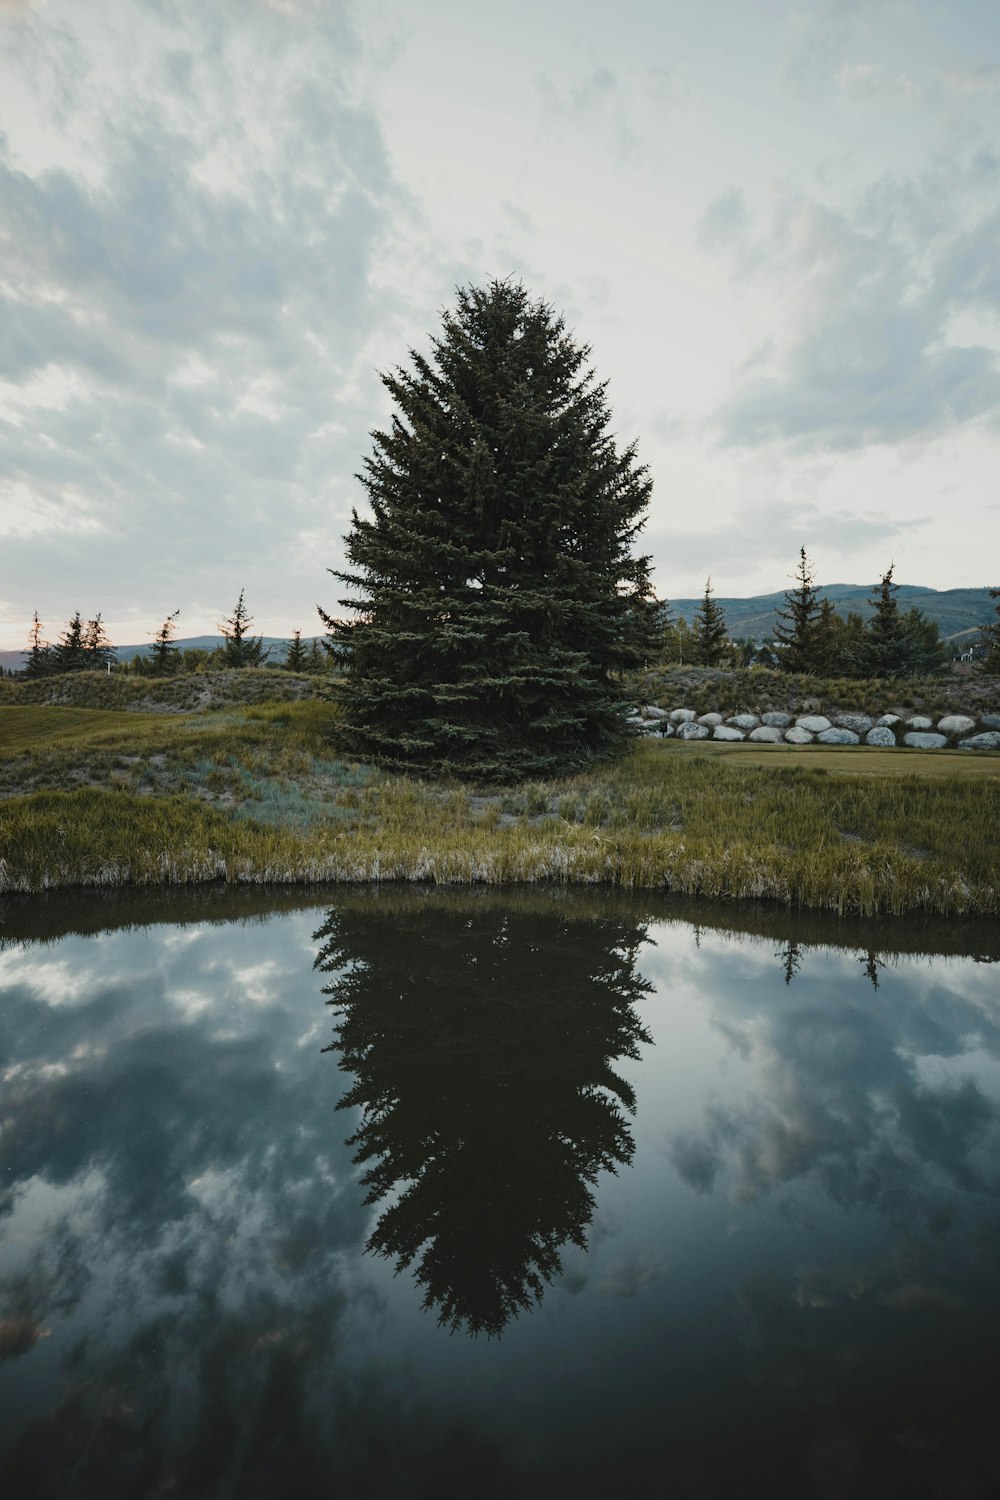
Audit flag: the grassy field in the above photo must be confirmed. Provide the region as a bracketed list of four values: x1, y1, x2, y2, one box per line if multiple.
[1, 700, 998, 915]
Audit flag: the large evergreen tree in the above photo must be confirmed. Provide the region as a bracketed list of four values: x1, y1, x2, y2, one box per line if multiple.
[319, 280, 657, 779]
[774, 547, 821, 673]
[691, 577, 729, 665]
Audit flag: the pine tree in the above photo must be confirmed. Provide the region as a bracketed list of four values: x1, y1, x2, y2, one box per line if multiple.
[23, 611, 51, 678]
[84, 613, 117, 670]
[812, 597, 839, 675]
[53, 612, 88, 673]
[862, 565, 911, 677]
[284, 628, 307, 672]
[773, 548, 821, 673]
[320, 280, 657, 779]
[982, 588, 1000, 672]
[306, 637, 325, 673]
[219, 590, 268, 668]
[691, 577, 729, 666]
[151, 610, 180, 674]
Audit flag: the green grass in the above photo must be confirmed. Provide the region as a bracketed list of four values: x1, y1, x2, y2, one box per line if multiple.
[1, 710, 997, 915]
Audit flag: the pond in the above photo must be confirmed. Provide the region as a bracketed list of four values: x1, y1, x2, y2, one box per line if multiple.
[2, 886, 999, 1498]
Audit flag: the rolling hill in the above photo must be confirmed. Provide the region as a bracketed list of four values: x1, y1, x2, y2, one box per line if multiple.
[668, 585, 997, 643]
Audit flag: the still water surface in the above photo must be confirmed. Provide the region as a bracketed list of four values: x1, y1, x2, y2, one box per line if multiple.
[1, 887, 999, 1498]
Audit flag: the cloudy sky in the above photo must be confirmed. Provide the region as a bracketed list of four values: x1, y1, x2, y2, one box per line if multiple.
[1, 0, 999, 650]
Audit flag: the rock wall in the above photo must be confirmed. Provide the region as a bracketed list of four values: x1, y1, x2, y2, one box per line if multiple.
[625, 706, 1000, 751]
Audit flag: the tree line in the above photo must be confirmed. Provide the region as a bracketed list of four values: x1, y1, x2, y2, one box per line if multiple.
[659, 552, 964, 677]
[18, 592, 331, 678]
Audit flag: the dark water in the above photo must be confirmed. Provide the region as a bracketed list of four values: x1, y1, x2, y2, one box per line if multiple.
[2, 887, 1000, 1499]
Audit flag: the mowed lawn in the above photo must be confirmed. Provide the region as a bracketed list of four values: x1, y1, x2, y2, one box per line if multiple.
[657, 737, 1000, 779]
[0, 705, 179, 755]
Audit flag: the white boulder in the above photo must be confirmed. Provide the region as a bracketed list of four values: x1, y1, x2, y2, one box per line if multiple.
[958, 731, 1000, 750]
[865, 727, 897, 747]
[818, 728, 860, 745]
[795, 715, 831, 734]
[937, 715, 976, 735]
[785, 727, 814, 744]
[678, 721, 710, 740]
[713, 726, 745, 741]
[749, 726, 784, 742]
[903, 732, 948, 749]
[670, 708, 696, 723]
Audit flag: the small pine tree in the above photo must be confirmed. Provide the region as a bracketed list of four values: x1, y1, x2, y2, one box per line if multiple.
[23, 611, 51, 678]
[691, 578, 729, 666]
[84, 613, 117, 670]
[773, 548, 821, 673]
[307, 638, 325, 673]
[151, 610, 181, 674]
[53, 612, 88, 673]
[862, 565, 911, 678]
[219, 590, 268, 668]
[813, 597, 839, 675]
[982, 588, 1000, 672]
[284, 629, 308, 672]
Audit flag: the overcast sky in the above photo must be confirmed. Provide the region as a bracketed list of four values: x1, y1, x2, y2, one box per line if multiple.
[2, 0, 999, 649]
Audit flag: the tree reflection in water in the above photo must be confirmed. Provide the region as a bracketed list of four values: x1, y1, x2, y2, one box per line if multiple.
[315, 894, 653, 1336]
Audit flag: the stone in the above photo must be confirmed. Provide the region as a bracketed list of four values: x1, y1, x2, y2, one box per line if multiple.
[749, 726, 784, 742]
[903, 732, 948, 749]
[981, 715, 1000, 730]
[784, 727, 814, 744]
[832, 713, 873, 734]
[678, 721, 710, 740]
[670, 708, 696, 723]
[713, 726, 745, 741]
[728, 714, 760, 731]
[817, 728, 860, 745]
[643, 705, 670, 720]
[958, 731, 1000, 750]
[905, 716, 934, 730]
[761, 711, 792, 728]
[865, 727, 897, 747]
[697, 712, 723, 726]
[876, 714, 901, 727]
[936, 715, 976, 735]
[795, 715, 831, 734]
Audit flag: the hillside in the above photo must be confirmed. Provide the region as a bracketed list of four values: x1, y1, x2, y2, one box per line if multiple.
[669, 584, 997, 642]
[0, 634, 322, 674]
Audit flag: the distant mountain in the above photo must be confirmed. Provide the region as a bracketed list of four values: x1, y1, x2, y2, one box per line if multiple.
[0, 635, 322, 673]
[668, 585, 997, 642]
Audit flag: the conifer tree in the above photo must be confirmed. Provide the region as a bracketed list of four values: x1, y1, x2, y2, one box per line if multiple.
[23, 612, 51, 678]
[691, 577, 729, 665]
[813, 596, 839, 675]
[320, 280, 656, 778]
[862, 565, 910, 677]
[773, 548, 821, 673]
[53, 612, 88, 673]
[151, 610, 180, 673]
[219, 590, 268, 668]
[306, 637, 325, 673]
[981, 588, 1000, 672]
[284, 629, 307, 672]
[84, 613, 117, 670]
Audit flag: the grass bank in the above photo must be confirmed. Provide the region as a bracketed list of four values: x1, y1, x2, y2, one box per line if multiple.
[1, 702, 997, 915]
